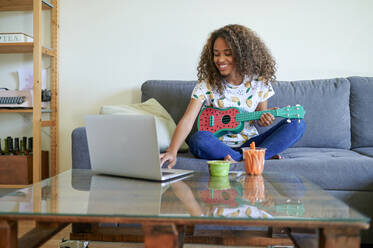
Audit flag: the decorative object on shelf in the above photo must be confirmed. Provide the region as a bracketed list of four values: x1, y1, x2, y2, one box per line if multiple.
[0, 89, 47, 108]
[0, 66, 49, 108]
[18, 66, 47, 90]
[0, 32, 33, 43]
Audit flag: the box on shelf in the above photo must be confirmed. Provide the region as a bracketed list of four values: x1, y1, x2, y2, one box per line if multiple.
[0, 151, 49, 185]
[0, 32, 33, 43]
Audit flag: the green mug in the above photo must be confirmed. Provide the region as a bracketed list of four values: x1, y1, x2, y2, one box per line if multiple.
[207, 160, 230, 177]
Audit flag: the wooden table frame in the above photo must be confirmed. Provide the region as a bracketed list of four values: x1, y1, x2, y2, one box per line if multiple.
[0, 214, 368, 248]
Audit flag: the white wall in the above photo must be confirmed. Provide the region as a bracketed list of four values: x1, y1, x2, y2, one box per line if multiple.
[2, 0, 373, 172]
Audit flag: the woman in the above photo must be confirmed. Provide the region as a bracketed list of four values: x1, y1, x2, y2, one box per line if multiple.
[160, 24, 305, 168]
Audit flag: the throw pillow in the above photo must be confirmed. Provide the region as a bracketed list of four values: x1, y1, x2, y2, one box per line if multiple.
[100, 98, 189, 152]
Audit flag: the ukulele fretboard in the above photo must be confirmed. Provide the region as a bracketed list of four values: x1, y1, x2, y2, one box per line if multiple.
[236, 109, 278, 122]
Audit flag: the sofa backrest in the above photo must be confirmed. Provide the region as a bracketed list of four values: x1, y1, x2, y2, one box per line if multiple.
[268, 78, 351, 149]
[141, 78, 352, 149]
[348, 76, 373, 148]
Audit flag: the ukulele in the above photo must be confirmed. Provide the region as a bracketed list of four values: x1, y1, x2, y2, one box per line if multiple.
[197, 105, 305, 137]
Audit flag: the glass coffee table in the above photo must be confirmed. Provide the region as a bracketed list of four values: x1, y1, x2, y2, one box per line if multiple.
[0, 169, 369, 248]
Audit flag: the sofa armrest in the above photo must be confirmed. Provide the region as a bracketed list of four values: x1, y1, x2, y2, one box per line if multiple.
[71, 127, 91, 169]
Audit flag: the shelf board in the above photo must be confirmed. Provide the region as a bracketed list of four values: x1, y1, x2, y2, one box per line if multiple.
[0, 42, 55, 56]
[0, 184, 29, 189]
[0, 108, 52, 113]
[0, 0, 53, 11]
[0, 108, 33, 113]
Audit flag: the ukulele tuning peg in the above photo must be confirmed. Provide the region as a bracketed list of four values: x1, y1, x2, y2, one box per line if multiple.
[287, 119, 291, 123]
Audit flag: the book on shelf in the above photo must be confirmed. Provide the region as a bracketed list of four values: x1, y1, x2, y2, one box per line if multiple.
[0, 32, 33, 43]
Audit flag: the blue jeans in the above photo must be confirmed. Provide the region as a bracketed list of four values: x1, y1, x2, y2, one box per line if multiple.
[188, 119, 306, 161]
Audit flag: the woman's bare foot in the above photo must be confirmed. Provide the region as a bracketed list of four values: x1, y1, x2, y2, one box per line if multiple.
[224, 154, 238, 163]
[270, 154, 284, 160]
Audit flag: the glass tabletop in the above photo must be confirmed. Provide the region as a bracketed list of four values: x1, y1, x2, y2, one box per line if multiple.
[0, 169, 369, 224]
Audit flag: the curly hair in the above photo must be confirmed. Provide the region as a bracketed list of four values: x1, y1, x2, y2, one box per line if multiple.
[197, 24, 277, 93]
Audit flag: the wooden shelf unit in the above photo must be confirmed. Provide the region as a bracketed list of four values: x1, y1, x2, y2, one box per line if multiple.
[0, 42, 55, 56]
[0, 0, 59, 187]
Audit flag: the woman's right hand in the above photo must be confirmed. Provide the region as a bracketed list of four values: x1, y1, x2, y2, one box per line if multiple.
[160, 98, 203, 169]
[160, 150, 177, 169]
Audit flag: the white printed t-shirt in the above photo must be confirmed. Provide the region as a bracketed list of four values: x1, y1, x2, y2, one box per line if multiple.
[192, 75, 275, 147]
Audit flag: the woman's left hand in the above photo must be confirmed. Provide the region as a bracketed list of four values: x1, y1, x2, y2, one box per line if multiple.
[258, 107, 279, 126]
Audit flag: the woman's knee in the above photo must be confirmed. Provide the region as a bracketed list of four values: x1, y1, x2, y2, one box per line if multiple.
[189, 131, 215, 152]
[289, 119, 306, 140]
[284, 118, 305, 131]
[293, 119, 306, 134]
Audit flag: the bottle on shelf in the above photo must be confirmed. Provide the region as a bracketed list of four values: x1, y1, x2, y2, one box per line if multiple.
[28, 137, 33, 155]
[19, 139, 25, 155]
[14, 137, 20, 155]
[4, 138, 9, 155]
[7, 137, 13, 155]
[22, 136, 28, 155]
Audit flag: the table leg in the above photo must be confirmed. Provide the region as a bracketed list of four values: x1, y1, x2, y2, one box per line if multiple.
[19, 222, 69, 248]
[143, 223, 179, 248]
[176, 225, 185, 248]
[0, 220, 17, 248]
[319, 227, 360, 248]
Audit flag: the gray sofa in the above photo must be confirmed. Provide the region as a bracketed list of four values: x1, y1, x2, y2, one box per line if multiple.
[72, 76, 373, 243]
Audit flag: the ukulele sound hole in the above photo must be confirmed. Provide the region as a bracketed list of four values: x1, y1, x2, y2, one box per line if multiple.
[222, 115, 231, 124]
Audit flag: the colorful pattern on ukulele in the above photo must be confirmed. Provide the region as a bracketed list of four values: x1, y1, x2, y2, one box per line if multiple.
[198, 107, 241, 136]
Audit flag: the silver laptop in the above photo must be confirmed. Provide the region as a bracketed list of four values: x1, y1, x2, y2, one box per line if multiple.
[84, 114, 193, 181]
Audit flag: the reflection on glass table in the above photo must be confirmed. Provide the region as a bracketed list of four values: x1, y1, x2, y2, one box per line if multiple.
[0, 170, 364, 223]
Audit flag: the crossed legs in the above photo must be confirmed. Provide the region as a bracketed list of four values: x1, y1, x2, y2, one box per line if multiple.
[188, 119, 306, 161]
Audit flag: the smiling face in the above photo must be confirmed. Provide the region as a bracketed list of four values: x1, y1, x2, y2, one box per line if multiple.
[213, 37, 241, 84]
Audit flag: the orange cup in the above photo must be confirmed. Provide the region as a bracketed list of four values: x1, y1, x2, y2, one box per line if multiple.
[242, 147, 266, 175]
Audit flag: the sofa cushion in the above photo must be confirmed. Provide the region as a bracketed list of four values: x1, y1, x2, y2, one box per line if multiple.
[266, 78, 351, 149]
[176, 148, 373, 191]
[141, 80, 196, 124]
[348, 76, 373, 148]
[352, 147, 373, 158]
[265, 148, 373, 191]
[100, 98, 188, 152]
[141, 80, 198, 141]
